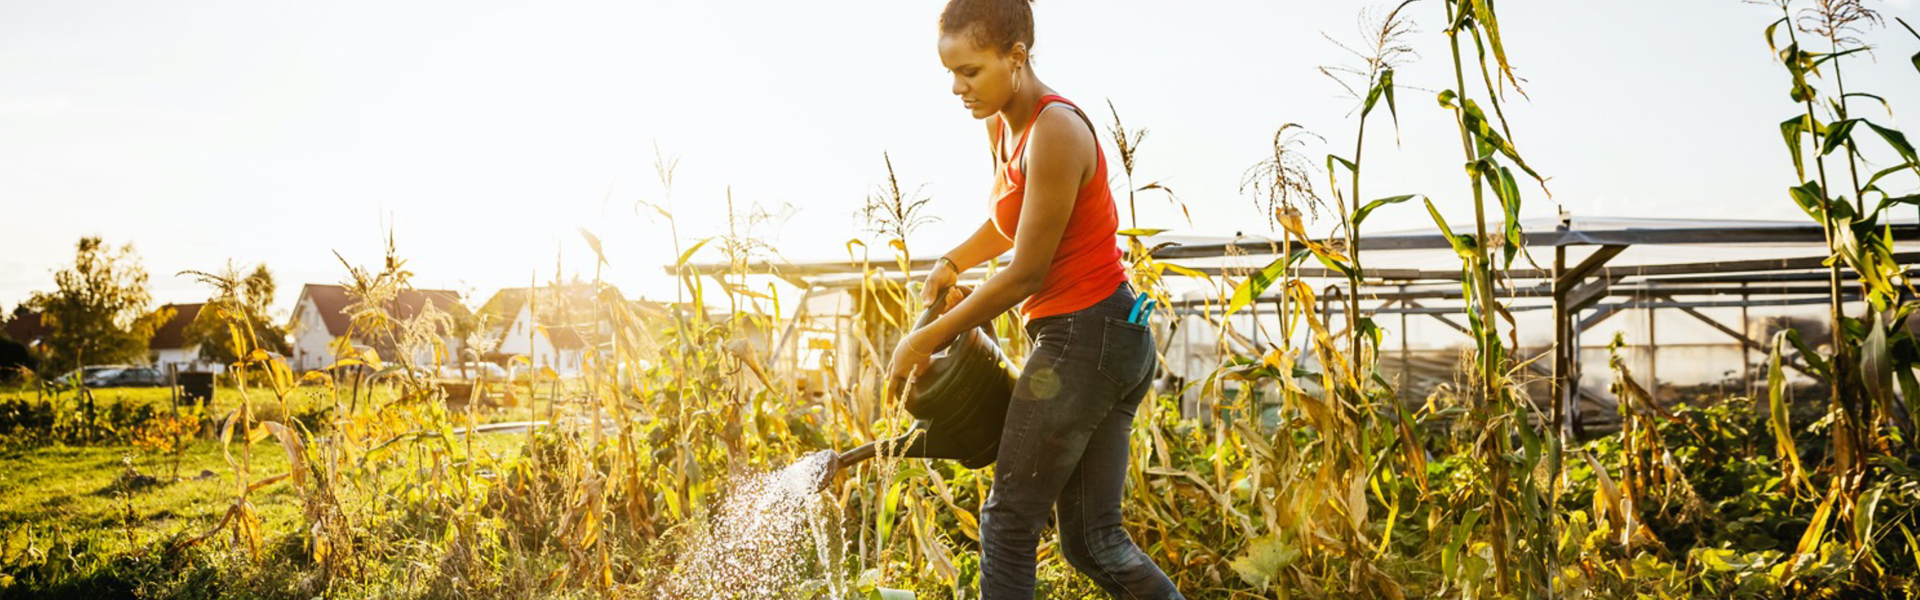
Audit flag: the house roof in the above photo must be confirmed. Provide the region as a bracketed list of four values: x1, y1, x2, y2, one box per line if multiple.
[297, 284, 469, 337]
[2, 309, 48, 345]
[148, 303, 204, 350]
[475, 284, 614, 332]
[474, 288, 532, 328]
[546, 326, 587, 350]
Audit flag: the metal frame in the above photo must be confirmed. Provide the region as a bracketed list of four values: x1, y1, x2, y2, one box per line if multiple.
[670, 216, 1916, 432]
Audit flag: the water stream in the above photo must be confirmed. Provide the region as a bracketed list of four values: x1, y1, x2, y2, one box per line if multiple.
[664, 450, 845, 599]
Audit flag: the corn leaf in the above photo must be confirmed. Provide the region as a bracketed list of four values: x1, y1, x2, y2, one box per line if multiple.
[1227, 249, 1311, 316]
[1782, 115, 1814, 178]
[1440, 90, 1541, 181]
[1811, 46, 1873, 69]
[262, 422, 308, 492]
[1867, 122, 1919, 169]
[1362, 72, 1385, 119]
[1353, 195, 1420, 228]
[1467, 0, 1520, 91]
[1793, 484, 1841, 566]
[1856, 484, 1886, 554]
[675, 238, 714, 270]
[1865, 313, 1894, 415]
[1157, 261, 1212, 282]
[1788, 180, 1828, 224]
[1768, 331, 1812, 494]
[1381, 67, 1399, 131]
[1821, 119, 1862, 156]
[1422, 198, 1477, 260]
[577, 227, 609, 267]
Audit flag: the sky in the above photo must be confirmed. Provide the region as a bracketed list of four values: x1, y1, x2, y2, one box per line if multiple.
[2, 0, 1917, 320]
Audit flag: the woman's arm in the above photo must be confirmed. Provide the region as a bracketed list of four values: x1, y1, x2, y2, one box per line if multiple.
[943, 219, 1013, 270]
[908, 107, 1095, 350]
[918, 218, 1010, 306]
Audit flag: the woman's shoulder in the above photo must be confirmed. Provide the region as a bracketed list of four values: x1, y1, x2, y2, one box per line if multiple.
[1026, 103, 1096, 153]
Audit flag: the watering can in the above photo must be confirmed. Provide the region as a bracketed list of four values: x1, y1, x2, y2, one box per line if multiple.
[814, 284, 1017, 489]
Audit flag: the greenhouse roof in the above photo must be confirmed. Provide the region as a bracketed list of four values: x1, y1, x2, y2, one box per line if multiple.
[678, 213, 1920, 288]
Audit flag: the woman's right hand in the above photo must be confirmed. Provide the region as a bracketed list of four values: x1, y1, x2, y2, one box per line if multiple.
[920, 259, 959, 306]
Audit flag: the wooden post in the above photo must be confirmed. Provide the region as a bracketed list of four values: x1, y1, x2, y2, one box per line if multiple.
[1249, 284, 1260, 355]
[1646, 282, 1659, 403]
[168, 363, 179, 414]
[1740, 284, 1752, 397]
[1553, 242, 1627, 437]
[1571, 313, 1588, 438]
[1553, 245, 1569, 437]
[1399, 286, 1411, 399]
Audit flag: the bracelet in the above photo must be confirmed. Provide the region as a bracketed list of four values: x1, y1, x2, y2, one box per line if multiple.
[936, 256, 959, 274]
[903, 339, 934, 356]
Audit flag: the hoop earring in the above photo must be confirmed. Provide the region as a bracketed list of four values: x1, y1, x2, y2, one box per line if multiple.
[1011, 67, 1022, 94]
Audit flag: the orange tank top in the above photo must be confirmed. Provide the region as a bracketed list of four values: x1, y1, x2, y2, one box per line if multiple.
[991, 94, 1128, 320]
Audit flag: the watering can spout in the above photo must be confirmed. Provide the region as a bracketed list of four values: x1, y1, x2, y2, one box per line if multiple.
[811, 434, 918, 493]
[836, 442, 879, 469]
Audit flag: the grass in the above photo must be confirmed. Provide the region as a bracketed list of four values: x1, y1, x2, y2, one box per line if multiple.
[0, 387, 541, 599]
[0, 384, 548, 429]
[0, 441, 297, 560]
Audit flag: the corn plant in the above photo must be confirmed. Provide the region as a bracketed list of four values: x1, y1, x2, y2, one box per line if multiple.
[1422, 0, 1554, 594]
[1134, 6, 1434, 597]
[1757, 0, 1920, 586]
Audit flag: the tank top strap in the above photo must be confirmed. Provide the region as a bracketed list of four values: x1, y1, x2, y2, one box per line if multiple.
[1007, 94, 1102, 176]
[1008, 94, 1073, 163]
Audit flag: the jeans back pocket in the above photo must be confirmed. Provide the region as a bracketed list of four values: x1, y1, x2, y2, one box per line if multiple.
[1096, 316, 1154, 388]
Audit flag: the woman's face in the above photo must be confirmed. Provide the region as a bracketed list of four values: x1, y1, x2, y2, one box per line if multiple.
[938, 33, 1024, 120]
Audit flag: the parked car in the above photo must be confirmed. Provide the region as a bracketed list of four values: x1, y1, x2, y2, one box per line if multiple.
[82, 366, 166, 388]
[435, 362, 508, 382]
[364, 365, 435, 385]
[52, 365, 131, 387]
[507, 361, 609, 383]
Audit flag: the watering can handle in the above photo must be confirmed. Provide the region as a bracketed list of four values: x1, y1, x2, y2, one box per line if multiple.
[913, 283, 991, 351]
[931, 282, 957, 312]
[912, 283, 960, 332]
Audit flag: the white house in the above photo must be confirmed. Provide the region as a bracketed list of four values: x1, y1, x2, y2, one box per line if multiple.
[147, 303, 224, 373]
[495, 303, 587, 376]
[288, 284, 470, 371]
[474, 284, 637, 377]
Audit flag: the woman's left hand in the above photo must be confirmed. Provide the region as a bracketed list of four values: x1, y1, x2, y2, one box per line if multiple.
[887, 330, 939, 389]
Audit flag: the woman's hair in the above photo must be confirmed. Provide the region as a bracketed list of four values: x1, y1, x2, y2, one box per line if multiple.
[938, 0, 1035, 55]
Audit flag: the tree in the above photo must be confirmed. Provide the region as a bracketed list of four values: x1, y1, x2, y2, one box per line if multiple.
[26, 237, 162, 373]
[182, 263, 290, 364]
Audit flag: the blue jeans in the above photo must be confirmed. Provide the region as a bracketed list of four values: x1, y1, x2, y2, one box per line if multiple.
[980, 283, 1183, 599]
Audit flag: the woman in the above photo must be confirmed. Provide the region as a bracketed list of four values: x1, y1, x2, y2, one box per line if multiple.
[885, 1, 1183, 597]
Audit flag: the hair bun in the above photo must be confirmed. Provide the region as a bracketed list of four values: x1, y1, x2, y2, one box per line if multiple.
[939, 0, 1037, 53]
